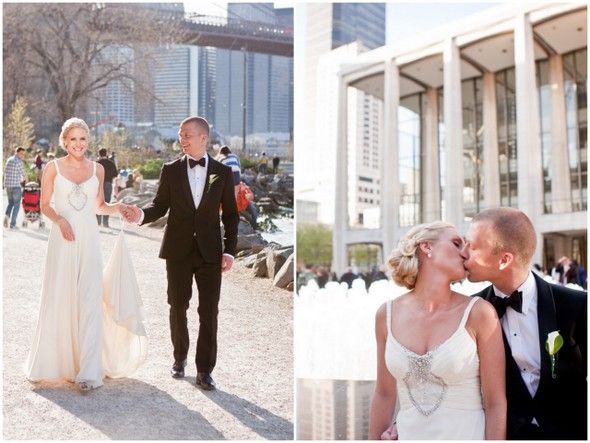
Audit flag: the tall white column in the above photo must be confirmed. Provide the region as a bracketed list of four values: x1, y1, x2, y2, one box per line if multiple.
[423, 87, 441, 222]
[514, 12, 544, 223]
[381, 60, 400, 262]
[443, 38, 464, 229]
[482, 71, 501, 209]
[514, 12, 545, 266]
[333, 74, 349, 275]
[548, 54, 572, 213]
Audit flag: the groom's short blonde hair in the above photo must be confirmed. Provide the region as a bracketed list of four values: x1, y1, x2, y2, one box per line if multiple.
[472, 207, 536, 266]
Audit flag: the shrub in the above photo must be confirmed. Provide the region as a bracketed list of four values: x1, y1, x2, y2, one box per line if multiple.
[137, 159, 164, 179]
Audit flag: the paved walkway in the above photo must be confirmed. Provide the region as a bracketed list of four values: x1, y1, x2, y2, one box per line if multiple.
[3, 204, 293, 440]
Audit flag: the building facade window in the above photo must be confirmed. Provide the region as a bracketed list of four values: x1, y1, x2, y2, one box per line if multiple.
[462, 77, 484, 217]
[563, 48, 587, 211]
[398, 93, 423, 227]
[496, 67, 518, 207]
[536, 59, 553, 213]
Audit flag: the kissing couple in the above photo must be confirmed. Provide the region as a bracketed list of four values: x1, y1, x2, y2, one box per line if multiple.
[369, 207, 586, 440]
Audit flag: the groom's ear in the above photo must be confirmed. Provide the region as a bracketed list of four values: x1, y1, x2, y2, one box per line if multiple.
[498, 252, 514, 271]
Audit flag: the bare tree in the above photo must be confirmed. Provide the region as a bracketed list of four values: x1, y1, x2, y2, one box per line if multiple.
[3, 3, 185, 132]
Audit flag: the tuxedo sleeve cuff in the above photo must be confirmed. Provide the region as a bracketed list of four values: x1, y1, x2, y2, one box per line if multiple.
[223, 253, 234, 260]
[137, 209, 145, 225]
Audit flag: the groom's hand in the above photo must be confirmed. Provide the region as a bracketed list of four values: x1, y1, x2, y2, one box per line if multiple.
[221, 254, 234, 273]
[119, 204, 141, 223]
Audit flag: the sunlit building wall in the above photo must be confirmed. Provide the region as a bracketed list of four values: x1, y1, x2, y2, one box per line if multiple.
[332, 3, 587, 275]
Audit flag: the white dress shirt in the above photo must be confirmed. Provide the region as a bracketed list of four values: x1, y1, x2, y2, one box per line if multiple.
[493, 271, 541, 398]
[186, 153, 208, 209]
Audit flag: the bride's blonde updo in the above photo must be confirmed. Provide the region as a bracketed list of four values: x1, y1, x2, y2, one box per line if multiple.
[59, 117, 90, 149]
[388, 221, 456, 289]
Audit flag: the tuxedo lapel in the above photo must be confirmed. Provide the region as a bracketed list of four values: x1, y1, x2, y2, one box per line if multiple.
[178, 156, 195, 209]
[534, 273, 558, 386]
[196, 155, 216, 212]
[482, 285, 533, 399]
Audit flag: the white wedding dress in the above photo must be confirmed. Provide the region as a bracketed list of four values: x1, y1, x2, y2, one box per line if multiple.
[385, 296, 485, 440]
[25, 160, 146, 388]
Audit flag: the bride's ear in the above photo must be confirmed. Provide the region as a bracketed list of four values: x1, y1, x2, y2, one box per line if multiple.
[418, 242, 432, 256]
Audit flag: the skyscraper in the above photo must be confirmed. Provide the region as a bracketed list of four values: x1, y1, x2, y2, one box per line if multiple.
[212, 3, 293, 142]
[297, 3, 386, 225]
[331, 3, 386, 50]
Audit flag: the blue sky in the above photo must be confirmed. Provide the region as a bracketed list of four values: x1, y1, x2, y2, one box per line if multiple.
[386, 2, 497, 45]
[184, 2, 497, 35]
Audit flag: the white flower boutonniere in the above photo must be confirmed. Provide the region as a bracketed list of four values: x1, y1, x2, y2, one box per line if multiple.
[545, 330, 564, 379]
[207, 174, 219, 193]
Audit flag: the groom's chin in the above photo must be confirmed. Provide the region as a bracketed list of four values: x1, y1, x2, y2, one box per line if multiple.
[465, 273, 481, 283]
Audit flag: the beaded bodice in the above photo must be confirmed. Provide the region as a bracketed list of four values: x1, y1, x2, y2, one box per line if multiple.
[53, 160, 98, 219]
[385, 297, 483, 417]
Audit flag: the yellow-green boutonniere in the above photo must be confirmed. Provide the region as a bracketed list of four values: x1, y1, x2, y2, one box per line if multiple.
[207, 174, 219, 193]
[545, 330, 563, 379]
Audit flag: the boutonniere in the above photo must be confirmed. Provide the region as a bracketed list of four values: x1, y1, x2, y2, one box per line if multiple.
[545, 331, 563, 379]
[207, 174, 219, 193]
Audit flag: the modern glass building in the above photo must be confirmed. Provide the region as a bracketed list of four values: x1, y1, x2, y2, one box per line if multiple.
[332, 3, 587, 274]
[297, 3, 386, 230]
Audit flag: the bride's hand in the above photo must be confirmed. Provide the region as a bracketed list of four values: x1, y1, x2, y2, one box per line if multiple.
[57, 217, 75, 241]
[118, 204, 139, 223]
[381, 423, 398, 440]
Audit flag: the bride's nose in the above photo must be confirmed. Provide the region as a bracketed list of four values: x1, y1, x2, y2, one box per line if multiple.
[460, 245, 469, 260]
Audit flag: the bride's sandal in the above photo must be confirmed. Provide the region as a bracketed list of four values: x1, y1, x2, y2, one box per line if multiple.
[78, 381, 92, 392]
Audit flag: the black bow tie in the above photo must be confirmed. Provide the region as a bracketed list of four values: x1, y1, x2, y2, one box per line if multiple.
[490, 290, 523, 318]
[188, 157, 206, 168]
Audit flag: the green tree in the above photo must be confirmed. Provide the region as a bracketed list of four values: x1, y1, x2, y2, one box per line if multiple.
[348, 244, 382, 272]
[296, 223, 332, 266]
[4, 96, 35, 157]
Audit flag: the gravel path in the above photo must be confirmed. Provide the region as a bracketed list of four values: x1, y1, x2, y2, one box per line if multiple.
[3, 210, 293, 440]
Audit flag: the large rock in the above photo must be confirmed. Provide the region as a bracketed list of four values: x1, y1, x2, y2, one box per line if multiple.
[257, 197, 278, 213]
[236, 233, 266, 252]
[273, 253, 294, 290]
[243, 252, 261, 268]
[238, 220, 256, 235]
[252, 253, 268, 278]
[266, 245, 294, 280]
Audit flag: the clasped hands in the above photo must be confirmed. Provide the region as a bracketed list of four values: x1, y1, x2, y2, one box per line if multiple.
[118, 204, 142, 223]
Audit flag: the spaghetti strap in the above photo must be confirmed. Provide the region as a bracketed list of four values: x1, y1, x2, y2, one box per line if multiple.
[93, 161, 97, 176]
[54, 159, 61, 175]
[386, 300, 393, 337]
[459, 297, 480, 328]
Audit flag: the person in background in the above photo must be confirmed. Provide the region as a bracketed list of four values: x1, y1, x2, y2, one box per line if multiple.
[272, 155, 280, 174]
[259, 152, 268, 175]
[217, 145, 241, 195]
[34, 149, 44, 184]
[96, 148, 118, 228]
[4, 147, 27, 229]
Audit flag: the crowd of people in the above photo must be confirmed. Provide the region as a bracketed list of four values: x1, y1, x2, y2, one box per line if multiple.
[5, 139, 286, 234]
[296, 264, 389, 292]
[297, 257, 587, 293]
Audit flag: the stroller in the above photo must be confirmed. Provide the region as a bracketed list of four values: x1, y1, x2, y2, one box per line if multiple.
[21, 181, 45, 229]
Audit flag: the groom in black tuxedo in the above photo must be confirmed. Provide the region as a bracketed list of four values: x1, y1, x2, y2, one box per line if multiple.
[464, 207, 586, 440]
[131, 116, 238, 390]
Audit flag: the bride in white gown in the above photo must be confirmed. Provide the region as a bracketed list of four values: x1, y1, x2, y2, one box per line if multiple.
[368, 222, 506, 440]
[24, 117, 145, 392]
